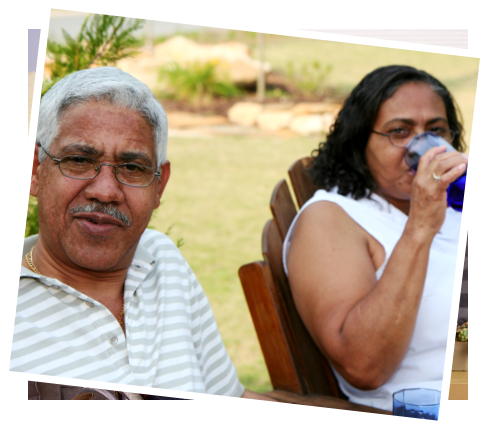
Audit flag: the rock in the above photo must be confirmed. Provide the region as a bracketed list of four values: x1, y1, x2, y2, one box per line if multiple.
[152, 36, 271, 86]
[166, 112, 228, 129]
[289, 114, 325, 136]
[228, 102, 263, 126]
[262, 102, 296, 112]
[289, 112, 337, 136]
[322, 112, 336, 133]
[291, 102, 342, 116]
[257, 110, 294, 131]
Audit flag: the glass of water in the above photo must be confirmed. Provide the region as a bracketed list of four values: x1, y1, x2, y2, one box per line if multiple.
[392, 388, 441, 420]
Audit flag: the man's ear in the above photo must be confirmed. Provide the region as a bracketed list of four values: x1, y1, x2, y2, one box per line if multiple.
[153, 161, 171, 210]
[30, 144, 41, 197]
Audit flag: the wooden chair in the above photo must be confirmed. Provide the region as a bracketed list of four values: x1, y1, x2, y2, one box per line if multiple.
[287, 156, 319, 209]
[239, 157, 389, 414]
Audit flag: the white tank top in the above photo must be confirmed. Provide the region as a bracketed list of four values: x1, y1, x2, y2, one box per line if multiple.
[283, 189, 462, 411]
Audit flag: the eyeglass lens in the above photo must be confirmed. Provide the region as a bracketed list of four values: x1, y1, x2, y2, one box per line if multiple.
[59, 156, 155, 186]
[391, 129, 453, 147]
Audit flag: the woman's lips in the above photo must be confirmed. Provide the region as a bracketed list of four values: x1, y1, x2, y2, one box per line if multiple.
[407, 168, 416, 176]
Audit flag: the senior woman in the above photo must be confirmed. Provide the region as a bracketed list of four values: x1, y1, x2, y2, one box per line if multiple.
[283, 65, 468, 411]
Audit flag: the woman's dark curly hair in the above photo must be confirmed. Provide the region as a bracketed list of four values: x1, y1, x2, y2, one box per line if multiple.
[310, 65, 466, 200]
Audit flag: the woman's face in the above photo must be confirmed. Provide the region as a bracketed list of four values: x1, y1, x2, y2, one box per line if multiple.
[365, 82, 449, 209]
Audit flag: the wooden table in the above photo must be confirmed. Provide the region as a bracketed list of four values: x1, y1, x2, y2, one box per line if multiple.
[449, 371, 468, 400]
[264, 389, 391, 414]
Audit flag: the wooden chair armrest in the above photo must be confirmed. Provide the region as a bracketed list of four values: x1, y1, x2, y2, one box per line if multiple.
[262, 389, 392, 415]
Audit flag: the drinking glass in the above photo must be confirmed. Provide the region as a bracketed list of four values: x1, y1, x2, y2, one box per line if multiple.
[404, 132, 466, 212]
[392, 388, 441, 420]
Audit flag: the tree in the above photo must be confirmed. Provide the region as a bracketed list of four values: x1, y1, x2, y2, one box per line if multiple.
[42, 14, 145, 96]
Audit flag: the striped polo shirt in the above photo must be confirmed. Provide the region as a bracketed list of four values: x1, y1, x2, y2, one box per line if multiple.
[11, 229, 245, 397]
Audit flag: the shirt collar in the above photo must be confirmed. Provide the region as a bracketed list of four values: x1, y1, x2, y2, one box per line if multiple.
[21, 232, 156, 280]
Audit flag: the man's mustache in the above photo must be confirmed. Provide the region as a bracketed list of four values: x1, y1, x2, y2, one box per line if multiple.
[70, 202, 131, 227]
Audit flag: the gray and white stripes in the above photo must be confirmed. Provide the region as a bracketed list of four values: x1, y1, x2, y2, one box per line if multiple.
[11, 230, 244, 397]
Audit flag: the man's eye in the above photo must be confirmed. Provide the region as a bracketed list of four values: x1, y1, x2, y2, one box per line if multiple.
[71, 157, 89, 164]
[65, 156, 93, 166]
[119, 164, 148, 175]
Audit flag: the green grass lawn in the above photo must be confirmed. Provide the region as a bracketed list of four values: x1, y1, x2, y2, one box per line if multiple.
[151, 134, 317, 392]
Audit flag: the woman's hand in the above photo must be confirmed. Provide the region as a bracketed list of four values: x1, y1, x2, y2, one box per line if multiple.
[407, 146, 467, 240]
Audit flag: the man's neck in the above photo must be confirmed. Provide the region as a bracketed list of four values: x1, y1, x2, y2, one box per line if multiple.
[21, 236, 131, 307]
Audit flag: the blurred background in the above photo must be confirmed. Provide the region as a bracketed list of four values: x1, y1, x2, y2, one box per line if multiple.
[28, 10, 478, 393]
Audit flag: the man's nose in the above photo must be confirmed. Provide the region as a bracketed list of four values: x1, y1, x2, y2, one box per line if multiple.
[82, 164, 125, 204]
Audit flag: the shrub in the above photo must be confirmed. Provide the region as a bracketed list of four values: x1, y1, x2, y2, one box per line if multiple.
[42, 14, 144, 96]
[25, 197, 39, 238]
[456, 322, 468, 342]
[158, 61, 242, 105]
[285, 60, 332, 97]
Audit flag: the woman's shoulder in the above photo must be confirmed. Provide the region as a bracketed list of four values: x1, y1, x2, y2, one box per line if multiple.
[297, 189, 374, 223]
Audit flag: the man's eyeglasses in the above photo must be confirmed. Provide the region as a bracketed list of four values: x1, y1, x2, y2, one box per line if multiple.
[38, 142, 161, 188]
[372, 128, 458, 148]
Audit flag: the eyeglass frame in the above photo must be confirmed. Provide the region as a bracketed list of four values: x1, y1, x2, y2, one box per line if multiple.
[371, 128, 459, 148]
[37, 142, 161, 188]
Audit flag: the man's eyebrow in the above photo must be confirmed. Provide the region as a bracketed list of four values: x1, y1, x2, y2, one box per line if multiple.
[58, 144, 154, 166]
[116, 151, 153, 166]
[59, 143, 100, 157]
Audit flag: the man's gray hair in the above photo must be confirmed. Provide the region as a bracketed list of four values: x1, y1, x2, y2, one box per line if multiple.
[36, 67, 168, 166]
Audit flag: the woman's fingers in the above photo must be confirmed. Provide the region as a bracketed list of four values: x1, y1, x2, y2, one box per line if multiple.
[416, 145, 447, 172]
[438, 163, 467, 186]
[417, 149, 468, 188]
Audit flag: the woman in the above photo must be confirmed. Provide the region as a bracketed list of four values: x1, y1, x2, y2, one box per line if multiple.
[283, 65, 468, 411]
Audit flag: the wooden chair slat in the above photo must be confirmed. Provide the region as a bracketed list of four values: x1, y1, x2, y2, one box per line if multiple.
[288, 156, 319, 208]
[270, 179, 297, 241]
[238, 261, 304, 393]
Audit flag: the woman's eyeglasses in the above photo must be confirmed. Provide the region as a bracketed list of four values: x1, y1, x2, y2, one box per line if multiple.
[372, 128, 457, 148]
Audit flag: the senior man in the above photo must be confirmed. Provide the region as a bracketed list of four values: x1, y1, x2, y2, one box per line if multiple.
[12, 67, 269, 400]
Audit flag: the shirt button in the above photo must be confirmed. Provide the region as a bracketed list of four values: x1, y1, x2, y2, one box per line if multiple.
[109, 336, 118, 345]
[85, 301, 94, 307]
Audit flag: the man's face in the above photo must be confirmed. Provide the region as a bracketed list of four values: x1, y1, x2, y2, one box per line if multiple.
[31, 100, 170, 272]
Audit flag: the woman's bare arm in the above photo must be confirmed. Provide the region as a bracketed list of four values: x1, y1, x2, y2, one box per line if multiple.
[287, 147, 467, 390]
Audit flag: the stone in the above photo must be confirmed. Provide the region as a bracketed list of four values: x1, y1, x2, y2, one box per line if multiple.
[288, 112, 337, 136]
[291, 102, 342, 116]
[262, 102, 296, 112]
[289, 114, 325, 136]
[322, 112, 336, 133]
[151, 36, 271, 86]
[256, 110, 294, 131]
[166, 112, 228, 129]
[227, 102, 263, 126]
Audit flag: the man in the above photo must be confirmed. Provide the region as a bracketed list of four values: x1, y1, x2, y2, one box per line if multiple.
[12, 67, 270, 400]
